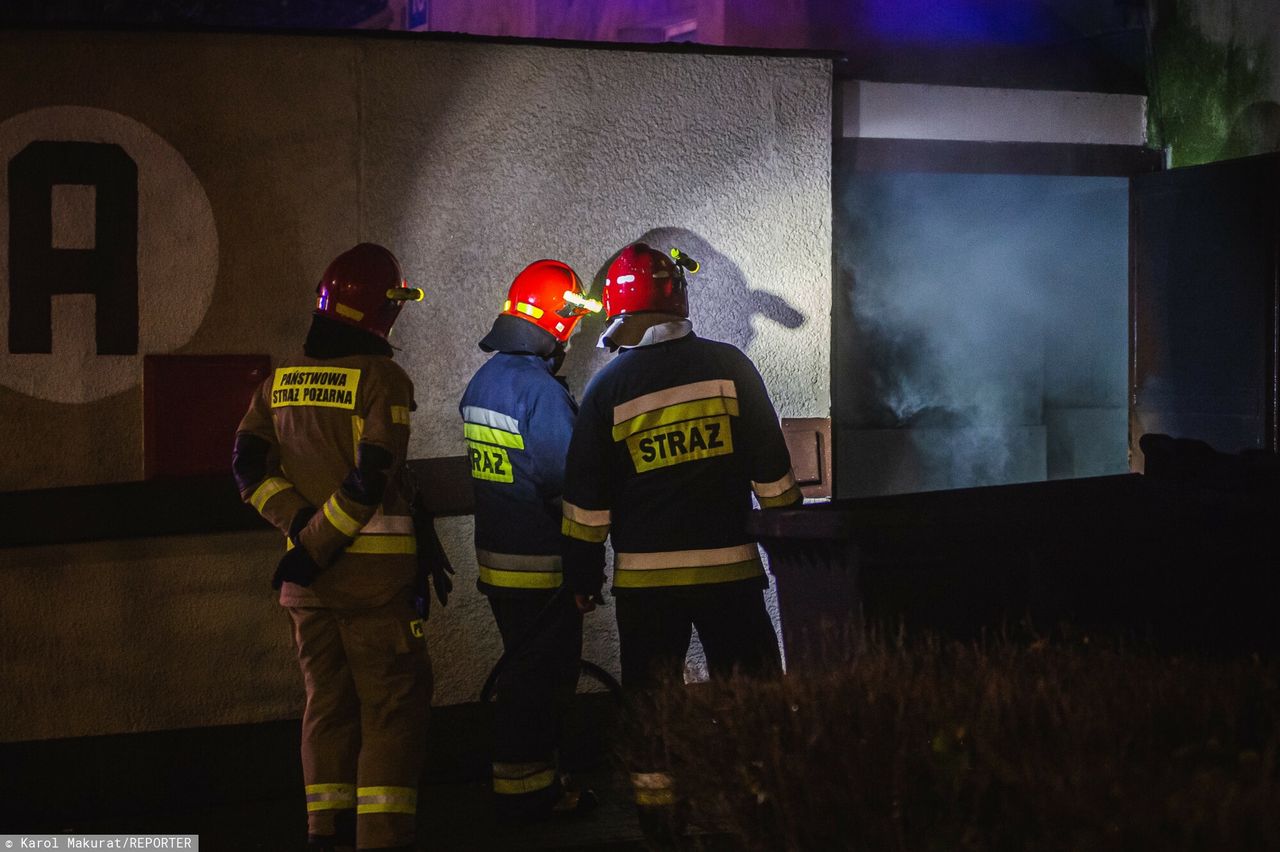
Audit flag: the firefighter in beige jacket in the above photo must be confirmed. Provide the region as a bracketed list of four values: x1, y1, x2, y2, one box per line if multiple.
[233, 244, 428, 852]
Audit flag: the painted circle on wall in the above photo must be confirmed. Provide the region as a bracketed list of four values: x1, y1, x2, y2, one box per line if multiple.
[0, 106, 218, 402]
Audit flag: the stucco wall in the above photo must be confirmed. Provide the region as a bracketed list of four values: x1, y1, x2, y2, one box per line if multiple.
[0, 30, 831, 740]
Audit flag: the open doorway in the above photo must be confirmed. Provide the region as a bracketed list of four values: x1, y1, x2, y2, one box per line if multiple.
[833, 156, 1139, 497]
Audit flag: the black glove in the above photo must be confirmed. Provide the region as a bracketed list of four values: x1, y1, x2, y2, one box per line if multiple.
[272, 545, 323, 590]
[411, 513, 455, 616]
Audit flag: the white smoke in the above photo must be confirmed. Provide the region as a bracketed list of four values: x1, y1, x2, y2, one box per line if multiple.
[836, 171, 1128, 492]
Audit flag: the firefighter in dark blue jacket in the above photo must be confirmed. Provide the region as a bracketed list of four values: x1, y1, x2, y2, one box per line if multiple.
[460, 259, 601, 820]
[561, 242, 802, 837]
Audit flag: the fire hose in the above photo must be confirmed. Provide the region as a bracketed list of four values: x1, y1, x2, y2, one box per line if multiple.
[480, 585, 624, 704]
[401, 464, 623, 705]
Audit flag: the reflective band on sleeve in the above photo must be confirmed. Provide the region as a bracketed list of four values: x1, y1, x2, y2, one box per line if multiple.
[391, 405, 410, 425]
[249, 476, 294, 513]
[613, 379, 737, 426]
[562, 501, 611, 527]
[479, 566, 562, 589]
[632, 772, 675, 806]
[636, 788, 677, 806]
[752, 470, 798, 498]
[462, 405, 520, 434]
[356, 785, 417, 815]
[346, 534, 416, 555]
[493, 763, 557, 796]
[464, 422, 525, 450]
[757, 485, 803, 508]
[562, 516, 610, 543]
[360, 511, 414, 532]
[323, 496, 364, 538]
[286, 533, 416, 555]
[362, 512, 415, 535]
[305, 782, 356, 812]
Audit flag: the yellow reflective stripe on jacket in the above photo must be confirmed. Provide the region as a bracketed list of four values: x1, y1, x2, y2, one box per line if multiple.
[757, 485, 803, 508]
[614, 544, 764, 588]
[323, 495, 363, 538]
[362, 513, 414, 535]
[476, 551, 562, 589]
[479, 566, 562, 589]
[612, 379, 737, 426]
[612, 396, 740, 442]
[632, 772, 676, 806]
[753, 470, 797, 498]
[286, 533, 416, 555]
[616, 543, 759, 570]
[562, 516, 609, 543]
[249, 476, 293, 513]
[462, 405, 520, 433]
[464, 421, 525, 450]
[754, 470, 801, 507]
[305, 783, 355, 812]
[391, 405, 410, 425]
[562, 501, 611, 527]
[493, 766, 557, 796]
[356, 785, 417, 815]
[614, 560, 763, 589]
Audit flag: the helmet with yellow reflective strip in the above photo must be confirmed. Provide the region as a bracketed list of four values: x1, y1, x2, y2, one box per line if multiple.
[500, 259, 598, 344]
[315, 243, 423, 340]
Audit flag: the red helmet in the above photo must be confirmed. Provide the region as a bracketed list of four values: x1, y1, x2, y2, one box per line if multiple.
[315, 243, 423, 339]
[602, 243, 697, 320]
[500, 259, 597, 343]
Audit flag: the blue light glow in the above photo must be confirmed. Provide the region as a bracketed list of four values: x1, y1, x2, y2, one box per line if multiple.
[864, 0, 1058, 45]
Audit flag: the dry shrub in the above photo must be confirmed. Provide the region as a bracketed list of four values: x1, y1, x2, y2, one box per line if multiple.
[630, 634, 1280, 851]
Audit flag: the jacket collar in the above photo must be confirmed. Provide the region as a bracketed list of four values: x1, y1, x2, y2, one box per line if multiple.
[598, 315, 693, 350]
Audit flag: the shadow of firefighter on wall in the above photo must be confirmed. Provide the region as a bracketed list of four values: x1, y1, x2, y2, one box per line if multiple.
[562, 226, 807, 397]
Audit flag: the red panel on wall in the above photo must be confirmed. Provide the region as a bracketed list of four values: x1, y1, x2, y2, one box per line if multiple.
[144, 354, 272, 479]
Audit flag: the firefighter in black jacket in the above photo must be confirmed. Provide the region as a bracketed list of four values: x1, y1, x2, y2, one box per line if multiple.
[460, 259, 601, 820]
[233, 244, 429, 852]
[561, 242, 802, 834]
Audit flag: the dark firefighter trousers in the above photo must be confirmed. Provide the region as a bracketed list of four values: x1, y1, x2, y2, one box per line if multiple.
[487, 589, 584, 818]
[288, 589, 433, 850]
[615, 586, 782, 825]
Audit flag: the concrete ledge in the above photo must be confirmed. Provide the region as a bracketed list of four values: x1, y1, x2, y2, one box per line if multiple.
[843, 80, 1147, 145]
[0, 457, 473, 549]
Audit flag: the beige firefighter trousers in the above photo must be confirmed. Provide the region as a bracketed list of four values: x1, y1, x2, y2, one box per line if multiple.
[288, 588, 433, 849]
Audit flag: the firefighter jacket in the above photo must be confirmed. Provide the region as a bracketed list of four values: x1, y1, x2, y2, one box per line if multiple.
[236, 353, 417, 608]
[561, 325, 802, 597]
[461, 352, 578, 595]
